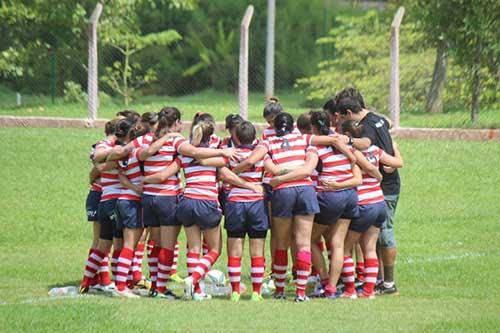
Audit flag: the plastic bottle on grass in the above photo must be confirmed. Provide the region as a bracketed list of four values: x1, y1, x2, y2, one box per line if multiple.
[48, 286, 79, 297]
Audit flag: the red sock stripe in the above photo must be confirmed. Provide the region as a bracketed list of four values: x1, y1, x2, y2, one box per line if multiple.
[116, 247, 134, 291]
[362, 258, 379, 296]
[251, 256, 265, 294]
[273, 250, 288, 293]
[356, 261, 365, 281]
[342, 256, 356, 294]
[157, 248, 174, 293]
[171, 241, 179, 274]
[146, 240, 155, 257]
[187, 252, 200, 277]
[82, 249, 105, 287]
[192, 250, 219, 284]
[148, 246, 160, 289]
[295, 251, 311, 297]
[228, 256, 242, 293]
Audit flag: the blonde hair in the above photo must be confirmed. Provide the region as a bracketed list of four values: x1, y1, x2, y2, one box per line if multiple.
[191, 120, 215, 147]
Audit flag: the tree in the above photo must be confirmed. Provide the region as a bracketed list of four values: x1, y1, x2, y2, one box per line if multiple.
[100, 0, 186, 105]
[410, 0, 500, 124]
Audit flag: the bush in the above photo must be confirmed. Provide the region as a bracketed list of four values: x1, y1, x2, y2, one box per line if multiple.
[63, 81, 86, 104]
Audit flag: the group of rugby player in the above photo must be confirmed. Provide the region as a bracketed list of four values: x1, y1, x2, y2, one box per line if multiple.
[80, 87, 403, 302]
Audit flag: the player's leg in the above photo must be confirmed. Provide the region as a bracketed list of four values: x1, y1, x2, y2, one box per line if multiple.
[359, 226, 380, 298]
[325, 218, 350, 297]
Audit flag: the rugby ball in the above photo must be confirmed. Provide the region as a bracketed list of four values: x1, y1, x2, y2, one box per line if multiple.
[206, 269, 226, 286]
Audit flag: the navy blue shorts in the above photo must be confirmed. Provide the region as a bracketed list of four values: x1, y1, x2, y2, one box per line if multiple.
[85, 190, 101, 222]
[263, 184, 273, 203]
[98, 199, 122, 240]
[271, 185, 320, 218]
[141, 195, 180, 228]
[176, 198, 222, 231]
[116, 200, 143, 230]
[225, 200, 269, 239]
[350, 201, 387, 233]
[315, 189, 359, 225]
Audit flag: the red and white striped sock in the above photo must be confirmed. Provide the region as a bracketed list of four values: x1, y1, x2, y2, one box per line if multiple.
[187, 251, 201, 293]
[362, 258, 378, 296]
[295, 251, 311, 297]
[356, 261, 365, 282]
[341, 256, 356, 295]
[132, 242, 145, 283]
[146, 239, 155, 257]
[171, 241, 179, 275]
[191, 250, 219, 284]
[115, 247, 134, 291]
[99, 255, 112, 286]
[273, 249, 288, 294]
[148, 246, 160, 290]
[88, 248, 100, 286]
[251, 256, 265, 294]
[81, 249, 105, 288]
[157, 248, 174, 294]
[228, 256, 242, 293]
[111, 249, 120, 281]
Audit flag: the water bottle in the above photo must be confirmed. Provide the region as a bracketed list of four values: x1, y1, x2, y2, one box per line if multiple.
[204, 283, 232, 297]
[48, 286, 79, 298]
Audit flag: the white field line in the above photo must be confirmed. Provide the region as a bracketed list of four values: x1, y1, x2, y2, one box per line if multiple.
[401, 251, 500, 264]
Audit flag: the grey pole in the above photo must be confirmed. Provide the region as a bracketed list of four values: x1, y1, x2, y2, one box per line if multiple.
[265, 0, 275, 100]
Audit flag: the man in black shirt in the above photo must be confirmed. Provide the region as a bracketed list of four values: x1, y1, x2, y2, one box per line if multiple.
[334, 90, 401, 295]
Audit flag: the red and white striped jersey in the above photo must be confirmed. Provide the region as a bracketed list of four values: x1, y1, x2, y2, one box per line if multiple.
[311, 170, 318, 188]
[308, 143, 354, 192]
[223, 145, 264, 202]
[90, 139, 104, 192]
[139, 135, 187, 196]
[118, 148, 142, 201]
[218, 136, 235, 193]
[260, 126, 301, 184]
[259, 133, 313, 190]
[131, 133, 153, 149]
[357, 145, 385, 205]
[176, 156, 219, 201]
[96, 139, 121, 202]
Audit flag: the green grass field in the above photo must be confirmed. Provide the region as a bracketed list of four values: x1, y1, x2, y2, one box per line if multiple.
[1, 87, 499, 129]
[1, 127, 500, 332]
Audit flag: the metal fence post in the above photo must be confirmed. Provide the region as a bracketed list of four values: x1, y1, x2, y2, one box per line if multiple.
[389, 7, 404, 128]
[239, 5, 254, 120]
[265, 0, 275, 101]
[88, 3, 103, 124]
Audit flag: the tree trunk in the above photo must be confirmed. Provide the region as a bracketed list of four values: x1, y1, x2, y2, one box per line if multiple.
[426, 40, 447, 113]
[471, 40, 482, 126]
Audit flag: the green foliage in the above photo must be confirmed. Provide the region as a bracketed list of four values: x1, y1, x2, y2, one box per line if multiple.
[63, 81, 86, 104]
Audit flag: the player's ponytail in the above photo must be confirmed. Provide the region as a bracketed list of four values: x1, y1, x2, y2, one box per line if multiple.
[191, 120, 215, 147]
[273, 112, 294, 137]
[310, 110, 331, 136]
[263, 98, 283, 119]
[114, 118, 135, 144]
[155, 107, 181, 140]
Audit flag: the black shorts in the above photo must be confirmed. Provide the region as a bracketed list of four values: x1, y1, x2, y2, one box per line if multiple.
[98, 199, 122, 240]
[315, 189, 359, 225]
[225, 200, 269, 239]
[116, 200, 143, 230]
[85, 190, 101, 222]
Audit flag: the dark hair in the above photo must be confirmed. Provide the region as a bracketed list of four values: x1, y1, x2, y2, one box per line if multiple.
[273, 112, 294, 137]
[133, 112, 158, 137]
[104, 118, 120, 136]
[191, 120, 214, 147]
[335, 87, 366, 109]
[263, 99, 283, 119]
[116, 110, 141, 123]
[297, 111, 313, 134]
[155, 107, 181, 139]
[190, 112, 215, 134]
[310, 111, 331, 136]
[336, 97, 363, 115]
[235, 121, 256, 145]
[114, 118, 135, 143]
[225, 114, 244, 130]
[341, 120, 363, 138]
[322, 98, 338, 115]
